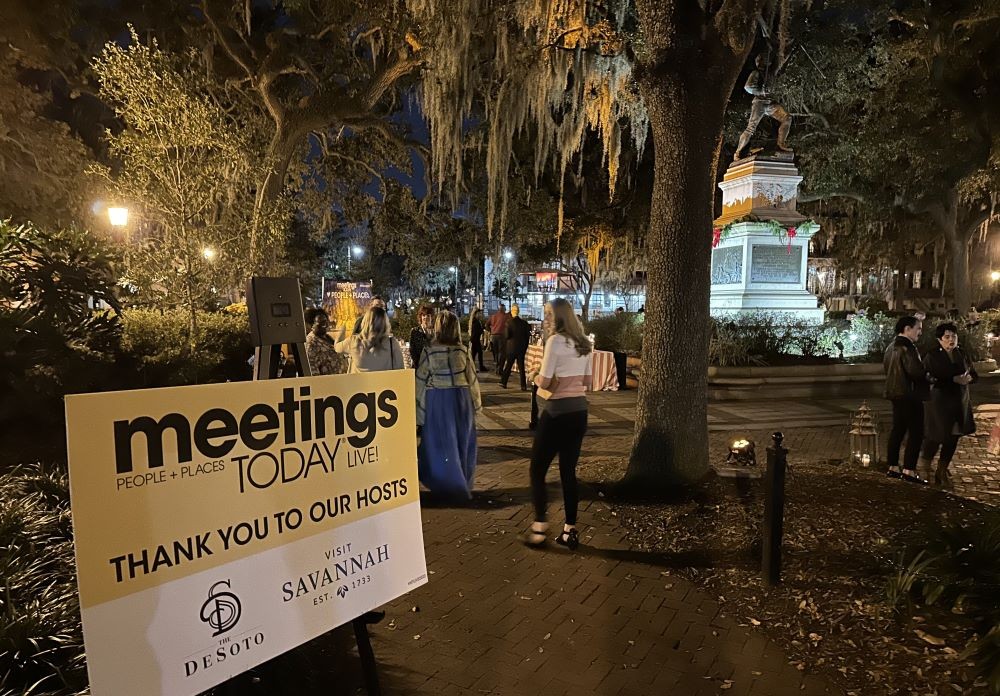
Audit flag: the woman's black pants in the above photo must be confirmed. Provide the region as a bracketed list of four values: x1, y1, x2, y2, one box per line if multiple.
[471, 340, 485, 369]
[920, 435, 960, 468]
[530, 409, 588, 525]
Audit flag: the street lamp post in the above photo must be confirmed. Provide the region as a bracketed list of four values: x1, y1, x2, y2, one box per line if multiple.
[503, 250, 515, 307]
[349, 245, 363, 274]
[449, 266, 458, 309]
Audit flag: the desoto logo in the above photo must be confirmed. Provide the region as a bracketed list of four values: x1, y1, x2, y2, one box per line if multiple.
[200, 580, 241, 637]
[186, 580, 264, 679]
[112, 386, 398, 475]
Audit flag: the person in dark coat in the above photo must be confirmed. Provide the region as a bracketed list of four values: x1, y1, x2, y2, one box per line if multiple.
[409, 305, 434, 368]
[919, 322, 977, 487]
[883, 316, 930, 483]
[500, 303, 531, 390]
[468, 308, 487, 372]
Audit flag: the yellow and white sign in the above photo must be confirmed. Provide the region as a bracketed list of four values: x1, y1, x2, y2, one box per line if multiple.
[65, 371, 426, 696]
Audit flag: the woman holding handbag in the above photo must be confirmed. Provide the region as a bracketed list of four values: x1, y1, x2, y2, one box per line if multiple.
[525, 298, 592, 549]
[919, 322, 977, 487]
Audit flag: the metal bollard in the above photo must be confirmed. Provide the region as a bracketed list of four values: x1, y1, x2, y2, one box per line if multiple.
[762, 431, 787, 586]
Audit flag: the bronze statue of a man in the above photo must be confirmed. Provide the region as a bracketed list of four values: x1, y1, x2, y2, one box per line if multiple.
[736, 54, 792, 157]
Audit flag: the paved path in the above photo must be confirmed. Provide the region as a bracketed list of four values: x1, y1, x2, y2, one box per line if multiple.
[478, 375, 1000, 506]
[340, 372, 999, 695]
[372, 428, 840, 695]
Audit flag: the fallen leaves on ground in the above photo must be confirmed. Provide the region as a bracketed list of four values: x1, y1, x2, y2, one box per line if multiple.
[579, 441, 994, 696]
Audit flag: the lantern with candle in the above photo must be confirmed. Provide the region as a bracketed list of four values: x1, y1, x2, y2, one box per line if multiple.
[849, 401, 879, 467]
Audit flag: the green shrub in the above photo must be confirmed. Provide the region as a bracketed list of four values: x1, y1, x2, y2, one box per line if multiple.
[584, 313, 643, 354]
[915, 316, 991, 363]
[120, 308, 253, 387]
[906, 511, 1000, 693]
[0, 464, 86, 695]
[390, 308, 420, 343]
[844, 311, 896, 357]
[0, 221, 122, 464]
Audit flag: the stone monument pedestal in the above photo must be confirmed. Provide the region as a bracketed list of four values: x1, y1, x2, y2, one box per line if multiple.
[710, 154, 824, 324]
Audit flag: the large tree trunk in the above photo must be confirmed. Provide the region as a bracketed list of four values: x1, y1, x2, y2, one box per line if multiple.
[624, 1, 760, 488]
[947, 233, 971, 312]
[932, 190, 987, 313]
[626, 71, 745, 487]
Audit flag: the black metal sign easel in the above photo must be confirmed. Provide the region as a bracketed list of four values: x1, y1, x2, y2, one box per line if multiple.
[240, 277, 381, 696]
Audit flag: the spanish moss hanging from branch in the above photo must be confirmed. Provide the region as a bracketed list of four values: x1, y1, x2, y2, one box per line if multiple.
[410, 0, 649, 239]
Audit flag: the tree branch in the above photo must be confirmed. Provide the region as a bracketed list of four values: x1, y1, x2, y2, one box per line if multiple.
[798, 190, 868, 204]
[201, 0, 257, 79]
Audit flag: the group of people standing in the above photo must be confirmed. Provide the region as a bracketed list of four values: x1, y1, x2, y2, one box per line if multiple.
[884, 316, 978, 486]
[303, 296, 594, 551]
[479, 302, 532, 390]
[304, 300, 481, 501]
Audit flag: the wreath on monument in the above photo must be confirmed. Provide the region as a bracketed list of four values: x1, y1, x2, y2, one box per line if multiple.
[712, 216, 819, 253]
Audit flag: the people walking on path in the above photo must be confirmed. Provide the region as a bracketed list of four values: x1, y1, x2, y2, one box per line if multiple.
[409, 305, 434, 368]
[488, 303, 509, 374]
[468, 308, 487, 372]
[883, 315, 930, 484]
[336, 305, 404, 373]
[415, 310, 482, 501]
[304, 307, 347, 375]
[525, 298, 592, 550]
[919, 322, 978, 487]
[528, 301, 554, 430]
[500, 304, 531, 390]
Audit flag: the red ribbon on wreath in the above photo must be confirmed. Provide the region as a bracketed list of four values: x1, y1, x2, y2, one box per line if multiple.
[785, 227, 797, 254]
[712, 227, 722, 248]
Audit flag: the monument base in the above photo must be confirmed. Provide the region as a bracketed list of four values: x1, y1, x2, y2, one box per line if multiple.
[710, 155, 825, 325]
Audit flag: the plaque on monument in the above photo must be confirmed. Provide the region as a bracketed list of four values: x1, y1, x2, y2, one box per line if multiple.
[750, 245, 801, 284]
[711, 246, 743, 285]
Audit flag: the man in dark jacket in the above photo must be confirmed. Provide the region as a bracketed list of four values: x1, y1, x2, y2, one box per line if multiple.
[883, 315, 930, 483]
[500, 304, 531, 390]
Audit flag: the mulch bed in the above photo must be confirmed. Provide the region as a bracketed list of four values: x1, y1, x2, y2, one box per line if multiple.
[579, 455, 996, 696]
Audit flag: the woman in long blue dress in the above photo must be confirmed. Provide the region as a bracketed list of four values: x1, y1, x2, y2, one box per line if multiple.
[415, 310, 482, 500]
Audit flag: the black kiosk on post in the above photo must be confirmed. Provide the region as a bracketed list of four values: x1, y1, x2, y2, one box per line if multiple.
[242, 277, 381, 695]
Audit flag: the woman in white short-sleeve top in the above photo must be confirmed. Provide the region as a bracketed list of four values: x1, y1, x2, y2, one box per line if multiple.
[525, 298, 592, 549]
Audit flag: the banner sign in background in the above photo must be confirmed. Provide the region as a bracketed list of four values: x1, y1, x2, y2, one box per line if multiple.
[323, 281, 373, 332]
[66, 371, 426, 696]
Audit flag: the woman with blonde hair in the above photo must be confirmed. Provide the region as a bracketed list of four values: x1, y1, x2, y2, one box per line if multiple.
[525, 297, 591, 549]
[335, 305, 403, 372]
[416, 310, 482, 500]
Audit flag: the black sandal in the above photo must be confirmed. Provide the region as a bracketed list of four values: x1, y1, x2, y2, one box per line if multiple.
[555, 528, 579, 550]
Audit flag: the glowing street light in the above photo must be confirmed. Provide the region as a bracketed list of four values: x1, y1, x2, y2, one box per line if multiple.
[503, 249, 514, 261]
[107, 207, 129, 228]
[991, 270, 1000, 282]
[348, 245, 363, 273]
[202, 247, 217, 261]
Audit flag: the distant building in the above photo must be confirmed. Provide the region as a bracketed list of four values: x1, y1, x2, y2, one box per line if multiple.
[482, 257, 646, 319]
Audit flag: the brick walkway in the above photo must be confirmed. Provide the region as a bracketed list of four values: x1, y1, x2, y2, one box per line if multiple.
[357, 376, 1000, 695]
[372, 427, 839, 695]
[362, 376, 849, 695]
